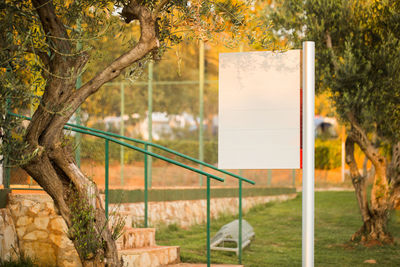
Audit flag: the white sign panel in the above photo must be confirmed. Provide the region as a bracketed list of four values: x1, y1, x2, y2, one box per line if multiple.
[218, 50, 301, 169]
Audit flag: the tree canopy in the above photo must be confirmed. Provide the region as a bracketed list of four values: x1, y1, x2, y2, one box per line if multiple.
[0, 0, 275, 265]
[270, 0, 400, 243]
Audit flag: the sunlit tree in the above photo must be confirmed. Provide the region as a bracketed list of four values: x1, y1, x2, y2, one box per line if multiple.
[0, 0, 274, 265]
[270, 0, 400, 244]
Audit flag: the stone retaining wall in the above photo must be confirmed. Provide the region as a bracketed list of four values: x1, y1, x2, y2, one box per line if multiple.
[0, 208, 19, 261]
[5, 194, 81, 267]
[0, 192, 297, 265]
[113, 194, 297, 228]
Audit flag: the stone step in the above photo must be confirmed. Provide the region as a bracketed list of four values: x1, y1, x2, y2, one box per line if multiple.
[119, 246, 180, 267]
[168, 264, 243, 267]
[116, 227, 156, 250]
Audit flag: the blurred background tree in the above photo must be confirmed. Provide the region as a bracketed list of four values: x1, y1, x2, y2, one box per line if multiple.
[269, 0, 400, 244]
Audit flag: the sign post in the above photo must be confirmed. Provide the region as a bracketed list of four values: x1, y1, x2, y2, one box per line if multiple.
[219, 43, 315, 266]
[302, 41, 315, 267]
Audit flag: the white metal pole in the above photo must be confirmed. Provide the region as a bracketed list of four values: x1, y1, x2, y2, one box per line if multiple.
[302, 41, 315, 267]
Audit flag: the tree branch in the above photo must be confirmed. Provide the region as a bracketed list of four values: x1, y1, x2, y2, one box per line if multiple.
[31, 0, 71, 55]
[347, 112, 386, 168]
[154, 0, 171, 18]
[325, 30, 339, 70]
[39, 1, 159, 145]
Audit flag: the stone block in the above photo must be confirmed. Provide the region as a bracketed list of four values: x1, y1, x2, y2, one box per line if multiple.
[50, 217, 68, 233]
[23, 230, 49, 240]
[0, 209, 19, 261]
[57, 245, 82, 267]
[8, 203, 22, 217]
[28, 203, 41, 216]
[16, 226, 26, 238]
[49, 233, 73, 249]
[21, 199, 36, 208]
[16, 216, 33, 227]
[34, 216, 49, 230]
[22, 241, 56, 266]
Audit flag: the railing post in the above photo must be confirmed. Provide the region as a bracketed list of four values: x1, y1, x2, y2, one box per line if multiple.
[238, 178, 243, 264]
[144, 144, 149, 228]
[206, 175, 211, 267]
[147, 61, 153, 188]
[105, 140, 109, 219]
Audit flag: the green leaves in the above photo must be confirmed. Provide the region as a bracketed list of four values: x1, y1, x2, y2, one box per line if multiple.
[270, 0, 400, 142]
[68, 185, 104, 260]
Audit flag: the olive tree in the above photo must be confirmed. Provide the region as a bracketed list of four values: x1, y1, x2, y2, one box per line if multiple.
[270, 0, 400, 244]
[0, 0, 272, 265]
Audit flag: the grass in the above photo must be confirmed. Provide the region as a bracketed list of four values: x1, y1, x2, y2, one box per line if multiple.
[0, 254, 37, 267]
[156, 191, 400, 266]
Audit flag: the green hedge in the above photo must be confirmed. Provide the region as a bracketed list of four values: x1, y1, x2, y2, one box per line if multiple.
[81, 137, 342, 170]
[107, 187, 296, 203]
[315, 139, 341, 170]
[80, 138, 218, 165]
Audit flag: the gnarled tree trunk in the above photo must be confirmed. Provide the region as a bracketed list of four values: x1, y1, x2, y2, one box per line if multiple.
[346, 116, 393, 244]
[20, 0, 162, 265]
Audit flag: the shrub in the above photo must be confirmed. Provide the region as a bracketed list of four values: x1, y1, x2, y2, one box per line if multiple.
[81, 135, 343, 170]
[80, 137, 218, 165]
[315, 139, 341, 170]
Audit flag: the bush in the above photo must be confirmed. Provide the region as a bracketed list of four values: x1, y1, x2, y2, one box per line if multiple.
[155, 140, 217, 165]
[315, 139, 341, 170]
[80, 137, 218, 165]
[81, 135, 342, 170]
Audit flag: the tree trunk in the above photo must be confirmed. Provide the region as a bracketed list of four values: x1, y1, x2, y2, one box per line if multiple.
[22, 109, 119, 266]
[389, 142, 400, 209]
[22, 1, 162, 265]
[346, 118, 393, 244]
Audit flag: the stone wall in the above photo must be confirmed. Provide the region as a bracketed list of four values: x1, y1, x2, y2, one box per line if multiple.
[113, 194, 297, 228]
[0, 192, 296, 266]
[0, 208, 19, 261]
[6, 194, 81, 267]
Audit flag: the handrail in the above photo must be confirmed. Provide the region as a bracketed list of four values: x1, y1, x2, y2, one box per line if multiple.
[63, 125, 224, 182]
[10, 112, 255, 185]
[7, 112, 224, 183]
[8, 112, 252, 266]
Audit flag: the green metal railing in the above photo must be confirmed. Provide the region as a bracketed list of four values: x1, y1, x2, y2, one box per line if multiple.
[6, 112, 255, 265]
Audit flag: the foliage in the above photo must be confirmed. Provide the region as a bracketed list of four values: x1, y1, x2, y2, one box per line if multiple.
[315, 139, 341, 170]
[80, 137, 219, 164]
[82, 136, 344, 169]
[81, 0, 280, 123]
[109, 205, 126, 241]
[269, 0, 400, 143]
[0, 251, 38, 267]
[68, 185, 105, 260]
[269, 0, 400, 242]
[0, 0, 278, 263]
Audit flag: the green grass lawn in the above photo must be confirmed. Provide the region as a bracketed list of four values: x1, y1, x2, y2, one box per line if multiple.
[156, 191, 400, 266]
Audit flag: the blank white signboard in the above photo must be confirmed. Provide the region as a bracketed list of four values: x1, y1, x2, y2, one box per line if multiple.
[218, 50, 301, 169]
